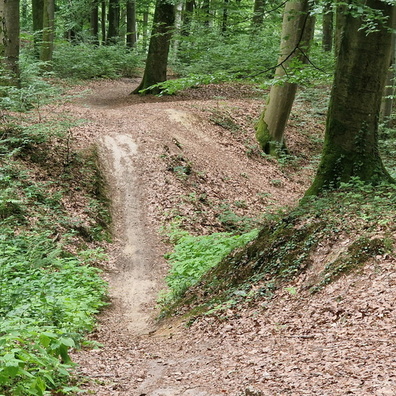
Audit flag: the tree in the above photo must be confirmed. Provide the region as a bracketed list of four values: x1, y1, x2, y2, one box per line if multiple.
[255, 0, 315, 155]
[132, 0, 175, 94]
[252, 0, 265, 28]
[90, 0, 100, 44]
[0, 0, 20, 86]
[306, 0, 395, 196]
[107, 0, 120, 44]
[40, 0, 54, 64]
[126, 0, 137, 47]
[322, 0, 333, 52]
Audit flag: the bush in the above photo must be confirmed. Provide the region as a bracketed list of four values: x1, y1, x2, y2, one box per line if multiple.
[52, 42, 140, 79]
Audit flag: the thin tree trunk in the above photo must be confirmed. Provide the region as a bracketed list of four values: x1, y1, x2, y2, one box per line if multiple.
[380, 33, 395, 128]
[322, 0, 333, 52]
[181, 0, 194, 36]
[40, 0, 54, 65]
[0, 0, 20, 86]
[32, 0, 43, 56]
[126, 0, 136, 47]
[101, 0, 106, 43]
[252, 0, 265, 27]
[91, 0, 100, 44]
[334, 3, 347, 56]
[222, 0, 228, 33]
[132, 0, 175, 94]
[142, 7, 149, 50]
[202, 0, 209, 26]
[306, 0, 395, 195]
[256, 0, 315, 155]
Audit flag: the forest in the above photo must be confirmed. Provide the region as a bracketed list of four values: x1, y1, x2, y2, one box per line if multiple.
[1, 0, 396, 394]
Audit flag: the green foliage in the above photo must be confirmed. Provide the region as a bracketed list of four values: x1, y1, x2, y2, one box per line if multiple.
[0, 118, 109, 394]
[0, 52, 62, 111]
[171, 178, 396, 316]
[52, 42, 140, 79]
[161, 229, 259, 303]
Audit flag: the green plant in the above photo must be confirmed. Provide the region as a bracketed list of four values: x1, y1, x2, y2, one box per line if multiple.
[161, 229, 258, 304]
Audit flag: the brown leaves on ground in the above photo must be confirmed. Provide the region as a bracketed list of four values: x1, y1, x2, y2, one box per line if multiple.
[60, 79, 396, 395]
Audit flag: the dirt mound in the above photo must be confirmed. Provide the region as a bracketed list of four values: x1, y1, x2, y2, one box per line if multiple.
[64, 79, 395, 395]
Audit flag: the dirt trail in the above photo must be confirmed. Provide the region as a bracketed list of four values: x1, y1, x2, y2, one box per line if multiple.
[67, 79, 396, 396]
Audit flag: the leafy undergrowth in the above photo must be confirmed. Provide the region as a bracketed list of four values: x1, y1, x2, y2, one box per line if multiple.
[164, 178, 395, 320]
[0, 116, 109, 395]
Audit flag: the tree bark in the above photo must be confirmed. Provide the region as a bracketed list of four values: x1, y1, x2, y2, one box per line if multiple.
[32, 0, 43, 56]
[306, 0, 395, 196]
[322, 0, 333, 52]
[101, 0, 106, 43]
[252, 0, 265, 27]
[181, 0, 194, 36]
[40, 0, 54, 65]
[0, 0, 20, 86]
[255, 0, 315, 155]
[126, 0, 136, 47]
[132, 0, 175, 95]
[222, 0, 228, 33]
[380, 33, 395, 128]
[90, 0, 100, 44]
[107, 0, 120, 44]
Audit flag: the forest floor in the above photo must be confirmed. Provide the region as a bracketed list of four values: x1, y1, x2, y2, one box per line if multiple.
[63, 79, 396, 396]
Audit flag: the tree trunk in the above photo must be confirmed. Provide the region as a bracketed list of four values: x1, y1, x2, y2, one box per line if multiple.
[101, 0, 106, 43]
[32, 0, 43, 56]
[380, 33, 395, 128]
[334, 3, 347, 56]
[90, 0, 100, 44]
[40, 0, 54, 65]
[107, 0, 120, 44]
[255, 0, 315, 155]
[181, 0, 194, 36]
[306, 0, 395, 196]
[322, 0, 333, 52]
[221, 0, 228, 33]
[142, 7, 149, 50]
[252, 0, 264, 27]
[0, 0, 20, 86]
[126, 0, 136, 47]
[202, 0, 210, 26]
[132, 0, 175, 95]
[172, 0, 183, 57]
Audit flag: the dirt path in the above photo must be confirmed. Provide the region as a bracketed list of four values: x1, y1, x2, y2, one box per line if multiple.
[66, 80, 396, 396]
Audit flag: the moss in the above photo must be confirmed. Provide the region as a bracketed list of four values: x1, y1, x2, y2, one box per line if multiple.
[313, 237, 386, 292]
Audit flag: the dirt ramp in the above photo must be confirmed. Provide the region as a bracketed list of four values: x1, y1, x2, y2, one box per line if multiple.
[99, 134, 158, 334]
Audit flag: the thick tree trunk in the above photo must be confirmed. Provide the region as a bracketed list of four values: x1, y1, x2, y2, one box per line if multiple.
[40, 0, 54, 65]
[126, 0, 136, 47]
[322, 0, 333, 52]
[256, 0, 315, 155]
[306, 0, 395, 196]
[107, 0, 120, 44]
[0, 0, 20, 86]
[132, 0, 175, 95]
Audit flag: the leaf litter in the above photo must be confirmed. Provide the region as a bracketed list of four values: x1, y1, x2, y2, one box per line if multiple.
[54, 78, 396, 395]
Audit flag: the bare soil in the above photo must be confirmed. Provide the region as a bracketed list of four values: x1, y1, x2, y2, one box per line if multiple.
[64, 79, 396, 396]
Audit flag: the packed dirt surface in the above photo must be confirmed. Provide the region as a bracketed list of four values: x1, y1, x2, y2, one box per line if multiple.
[64, 79, 396, 395]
